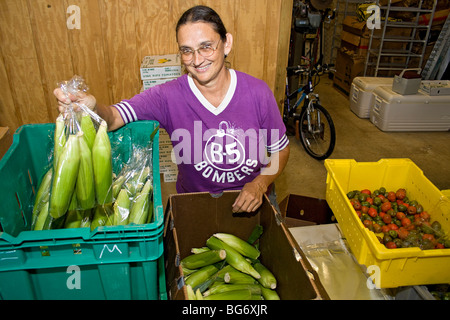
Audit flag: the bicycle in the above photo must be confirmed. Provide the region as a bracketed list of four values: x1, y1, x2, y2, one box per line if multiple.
[282, 63, 336, 160]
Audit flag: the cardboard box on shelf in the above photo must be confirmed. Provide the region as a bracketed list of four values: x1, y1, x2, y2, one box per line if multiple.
[140, 54, 182, 80]
[163, 191, 329, 300]
[340, 30, 370, 57]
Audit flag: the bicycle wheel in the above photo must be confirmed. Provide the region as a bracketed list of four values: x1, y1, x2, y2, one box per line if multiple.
[298, 103, 336, 160]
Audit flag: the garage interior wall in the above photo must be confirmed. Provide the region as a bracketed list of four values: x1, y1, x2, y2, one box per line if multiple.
[0, 0, 293, 133]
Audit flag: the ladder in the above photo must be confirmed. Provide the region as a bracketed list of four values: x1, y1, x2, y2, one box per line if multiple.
[364, 0, 437, 77]
[421, 13, 450, 80]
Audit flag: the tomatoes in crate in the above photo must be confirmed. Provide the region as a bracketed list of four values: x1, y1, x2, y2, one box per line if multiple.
[346, 188, 450, 250]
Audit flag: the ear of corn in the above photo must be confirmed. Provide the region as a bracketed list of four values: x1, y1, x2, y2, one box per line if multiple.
[33, 202, 50, 231]
[128, 179, 152, 225]
[224, 269, 258, 284]
[90, 205, 113, 231]
[31, 167, 53, 229]
[181, 249, 226, 270]
[112, 174, 128, 199]
[260, 285, 280, 300]
[76, 132, 96, 210]
[213, 233, 260, 259]
[126, 166, 150, 196]
[49, 134, 80, 219]
[203, 283, 261, 297]
[79, 209, 93, 228]
[92, 121, 113, 205]
[206, 236, 260, 279]
[186, 285, 196, 300]
[64, 193, 83, 228]
[191, 247, 211, 254]
[195, 288, 204, 300]
[184, 264, 220, 290]
[53, 115, 66, 169]
[253, 261, 277, 289]
[114, 188, 131, 225]
[80, 112, 96, 150]
[203, 289, 253, 300]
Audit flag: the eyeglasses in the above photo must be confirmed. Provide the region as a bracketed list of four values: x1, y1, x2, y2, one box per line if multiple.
[179, 41, 220, 61]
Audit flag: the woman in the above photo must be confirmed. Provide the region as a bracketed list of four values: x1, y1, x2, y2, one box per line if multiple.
[55, 5, 290, 213]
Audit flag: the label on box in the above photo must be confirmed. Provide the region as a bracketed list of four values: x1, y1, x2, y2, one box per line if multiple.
[140, 54, 182, 80]
[164, 172, 178, 183]
[143, 78, 175, 90]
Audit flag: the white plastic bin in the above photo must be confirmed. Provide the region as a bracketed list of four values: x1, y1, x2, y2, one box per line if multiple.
[350, 77, 394, 118]
[370, 86, 450, 132]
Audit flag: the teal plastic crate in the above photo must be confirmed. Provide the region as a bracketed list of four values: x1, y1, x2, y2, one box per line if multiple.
[0, 121, 166, 300]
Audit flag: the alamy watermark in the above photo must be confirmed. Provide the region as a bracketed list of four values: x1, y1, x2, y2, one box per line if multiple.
[366, 5, 381, 30]
[67, 5, 81, 30]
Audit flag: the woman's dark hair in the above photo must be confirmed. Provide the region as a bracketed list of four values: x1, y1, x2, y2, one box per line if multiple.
[176, 5, 228, 41]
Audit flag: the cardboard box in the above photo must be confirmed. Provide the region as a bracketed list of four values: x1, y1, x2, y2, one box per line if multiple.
[140, 54, 182, 80]
[279, 194, 335, 228]
[340, 30, 370, 57]
[342, 15, 369, 37]
[163, 191, 329, 300]
[333, 51, 366, 94]
[0, 127, 12, 160]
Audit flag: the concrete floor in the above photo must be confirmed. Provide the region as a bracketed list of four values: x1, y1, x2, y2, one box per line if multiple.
[275, 76, 450, 203]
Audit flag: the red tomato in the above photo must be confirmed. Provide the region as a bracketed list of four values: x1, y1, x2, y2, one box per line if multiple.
[401, 217, 412, 228]
[368, 207, 378, 218]
[361, 189, 371, 196]
[397, 227, 409, 240]
[382, 214, 392, 224]
[381, 225, 390, 234]
[381, 202, 392, 212]
[396, 212, 406, 220]
[388, 223, 399, 230]
[387, 192, 396, 202]
[385, 241, 397, 249]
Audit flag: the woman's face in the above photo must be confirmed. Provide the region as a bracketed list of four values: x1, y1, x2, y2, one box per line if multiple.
[177, 22, 232, 86]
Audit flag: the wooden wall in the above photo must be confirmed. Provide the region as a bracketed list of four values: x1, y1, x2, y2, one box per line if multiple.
[0, 0, 293, 132]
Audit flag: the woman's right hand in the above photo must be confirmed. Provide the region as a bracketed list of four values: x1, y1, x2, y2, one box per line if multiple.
[53, 88, 97, 114]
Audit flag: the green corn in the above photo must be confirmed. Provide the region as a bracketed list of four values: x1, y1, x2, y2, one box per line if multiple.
[203, 289, 253, 300]
[206, 236, 260, 279]
[191, 247, 211, 254]
[92, 121, 113, 205]
[213, 233, 260, 259]
[260, 285, 280, 300]
[79, 209, 92, 228]
[182, 266, 198, 277]
[195, 288, 204, 300]
[181, 249, 226, 270]
[31, 167, 53, 229]
[76, 132, 95, 210]
[186, 285, 196, 300]
[126, 166, 150, 196]
[64, 193, 82, 228]
[128, 179, 152, 225]
[203, 283, 261, 297]
[185, 264, 220, 290]
[112, 174, 128, 199]
[114, 188, 131, 225]
[91, 205, 113, 230]
[53, 114, 66, 169]
[80, 112, 96, 150]
[224, 269, 258, 284]
[49, 134, 80, 219]
[253, 261, 277, 289]
[33, 202, 50, 231]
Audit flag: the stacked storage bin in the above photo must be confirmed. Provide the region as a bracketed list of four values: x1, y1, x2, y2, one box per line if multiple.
[0, 121, 166, 300]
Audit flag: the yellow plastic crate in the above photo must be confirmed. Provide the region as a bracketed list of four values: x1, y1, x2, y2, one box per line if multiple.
[324, 158, 450, 288]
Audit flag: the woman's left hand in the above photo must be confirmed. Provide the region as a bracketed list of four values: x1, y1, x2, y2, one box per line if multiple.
[232, 181, 267, 213]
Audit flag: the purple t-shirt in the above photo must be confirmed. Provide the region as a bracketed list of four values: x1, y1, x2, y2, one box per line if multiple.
[114, 69, 288, 194]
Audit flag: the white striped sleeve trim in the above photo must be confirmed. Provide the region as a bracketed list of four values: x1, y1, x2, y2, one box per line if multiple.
[113, 101, 138, 124]
[266, 134, 289, 153]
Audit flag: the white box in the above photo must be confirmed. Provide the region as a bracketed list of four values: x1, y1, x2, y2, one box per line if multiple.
[350, 77, 394, 118]
[140, 54, 182, 80]
[392, 69, 422, 95]
[420, 80, 450, 96]
[370, 86, 450, 132]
